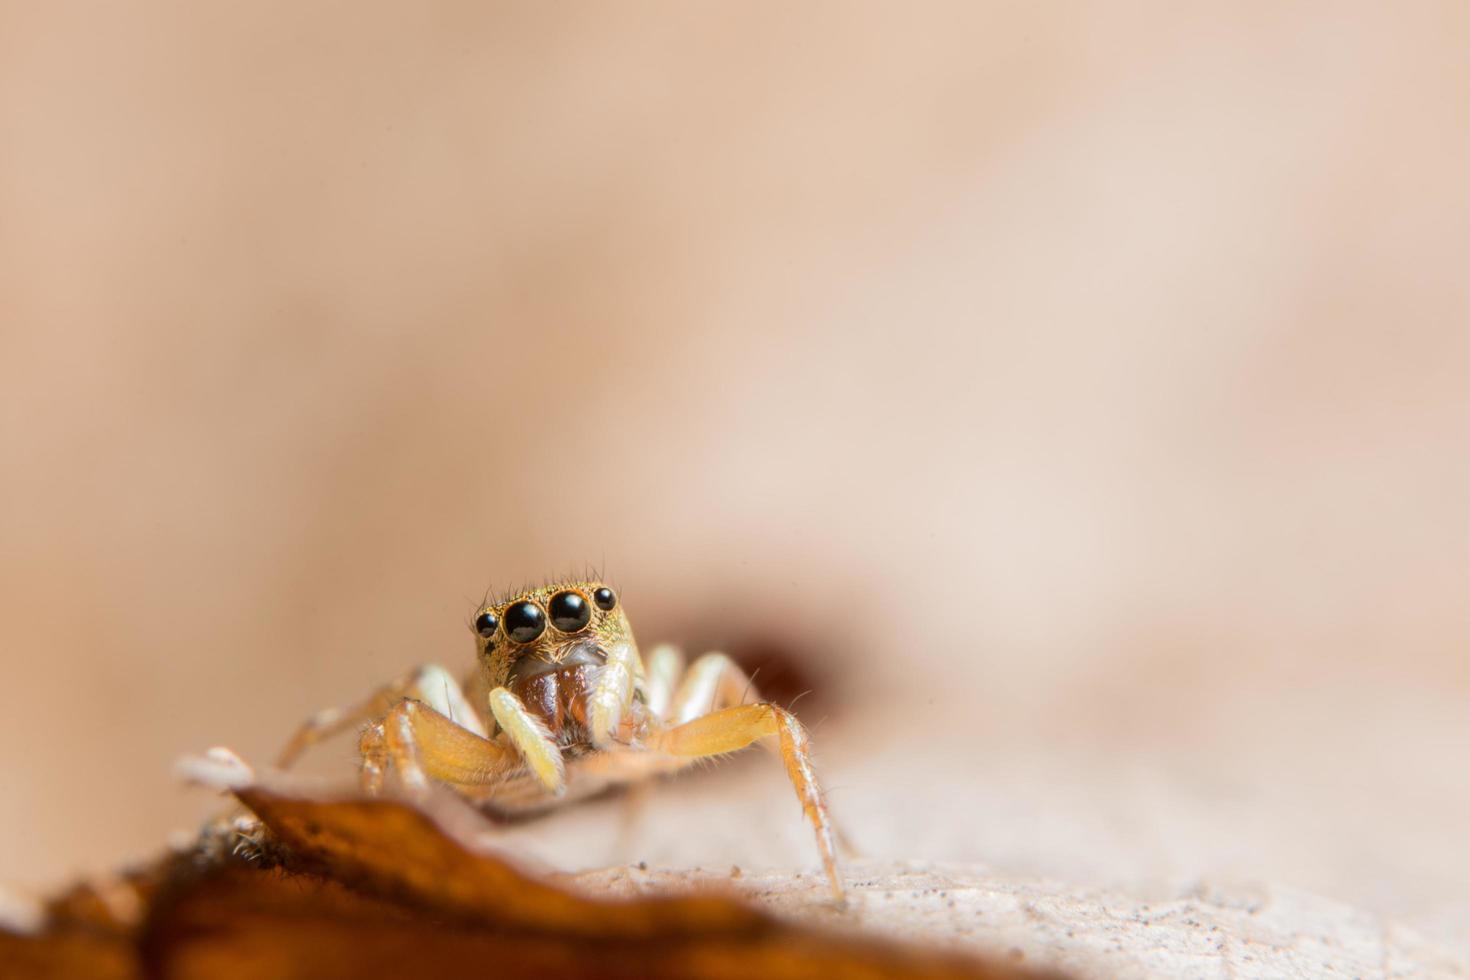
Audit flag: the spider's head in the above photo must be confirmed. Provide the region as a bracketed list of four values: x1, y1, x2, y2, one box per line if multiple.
[470, 580, 634, 693]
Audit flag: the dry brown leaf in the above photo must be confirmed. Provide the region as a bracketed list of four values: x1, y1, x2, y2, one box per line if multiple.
[1, 772, 1063, 980]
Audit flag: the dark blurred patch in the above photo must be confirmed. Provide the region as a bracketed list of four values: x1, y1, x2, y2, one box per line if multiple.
[681, 632, 838, 716]
[1, 781, 1064, 980]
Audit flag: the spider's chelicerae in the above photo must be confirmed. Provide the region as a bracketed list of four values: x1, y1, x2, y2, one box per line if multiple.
[276, 579, 842, 900]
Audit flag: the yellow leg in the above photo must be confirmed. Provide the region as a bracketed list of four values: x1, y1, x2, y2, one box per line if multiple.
[667, 652, 759, 725]
[359, 699, 519, 793]
[276, 664, 487, 769]
[649, 702, 843, 902]
[642, 643, 685, 719]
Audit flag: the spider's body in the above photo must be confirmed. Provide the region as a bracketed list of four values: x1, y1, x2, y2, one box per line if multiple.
[276, 579, 842, 900]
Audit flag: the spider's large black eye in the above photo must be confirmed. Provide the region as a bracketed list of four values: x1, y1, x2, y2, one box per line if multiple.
[593, 587, 617, 611]
[548, 590, 591, 632]
[503, 601, 546, 644]
[473, 611, 499, 638]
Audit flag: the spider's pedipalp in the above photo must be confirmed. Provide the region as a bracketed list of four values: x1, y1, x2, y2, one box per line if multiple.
[588, 642, 637, 748]
[489, 687, 565, 793]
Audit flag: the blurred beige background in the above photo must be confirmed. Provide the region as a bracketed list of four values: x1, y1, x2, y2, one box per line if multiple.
[3, 0, 1468, 959]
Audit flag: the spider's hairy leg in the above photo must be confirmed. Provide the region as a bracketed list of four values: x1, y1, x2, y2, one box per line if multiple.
[588, 642, 640, 748]
[359, 698, 518, 793]
[359, 722, 389, 793]
[667, 651, 759, 724]
[487, 687, 565, 794]
[649, 702, 843, 902]
[276, 663, 487, 769]
[642, 643, 685, 720]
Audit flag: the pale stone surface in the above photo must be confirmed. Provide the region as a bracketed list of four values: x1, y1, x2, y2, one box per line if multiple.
[572, 862, 1470, 980]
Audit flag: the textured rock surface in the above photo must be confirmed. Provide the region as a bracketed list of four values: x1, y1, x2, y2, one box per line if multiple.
[574, 862, 1470, 980]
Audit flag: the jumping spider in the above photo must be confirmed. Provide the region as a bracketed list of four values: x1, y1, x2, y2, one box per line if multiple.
[276, 580, 842, 900]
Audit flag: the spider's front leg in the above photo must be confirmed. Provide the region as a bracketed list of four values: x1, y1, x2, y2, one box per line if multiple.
[276, 664, 488, 769]
[648, 653, 844, 902]
[360, 686, 568, 796]
[358, 697, 527, 793]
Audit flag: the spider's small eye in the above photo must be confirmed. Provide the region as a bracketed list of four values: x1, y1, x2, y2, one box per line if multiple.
[473, 611, 499, 638]
[548, 590, 591, 632]
[503, 600, 546, 644]
[593, 587, 617, 611]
